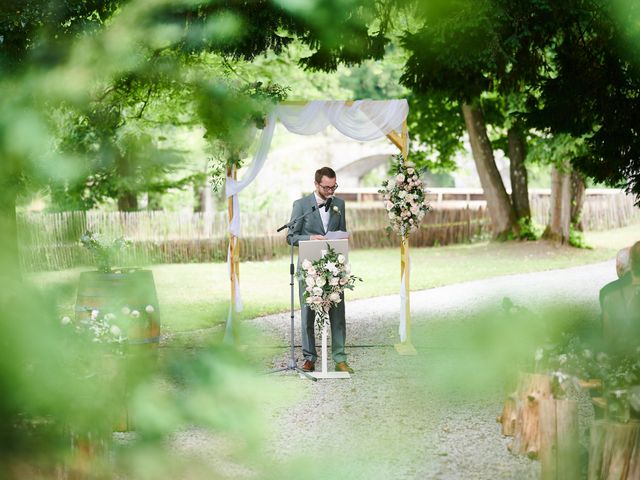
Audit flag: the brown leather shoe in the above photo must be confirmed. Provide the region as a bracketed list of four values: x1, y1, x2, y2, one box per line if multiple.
[302, 360, 315, 372]
[335, 362, 354, 373]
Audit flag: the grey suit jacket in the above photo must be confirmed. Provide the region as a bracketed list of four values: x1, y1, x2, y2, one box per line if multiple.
[287, 194, 347, 247]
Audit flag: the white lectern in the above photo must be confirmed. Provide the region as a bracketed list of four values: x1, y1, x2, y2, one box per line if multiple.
[298, 239, 351, 380]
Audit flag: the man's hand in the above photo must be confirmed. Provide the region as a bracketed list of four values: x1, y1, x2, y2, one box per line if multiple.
[310, 235, 326, 240]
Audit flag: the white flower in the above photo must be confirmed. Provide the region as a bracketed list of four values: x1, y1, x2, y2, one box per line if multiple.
[61, 316, 72, 326]
[306, 296, 315, 304]
[131, 310, 140, 318]
[407, 168, 415, 175]
[396, 174, 405, 183]
[302, 259, 312, 270]
[305, 276, 316, 287]
[316, 276, 327, 287]
[339, 277, 348, 285]
[90, 309, 99, 320]
[145, 305, 155, 314]
[332, 205, 340, 215]
[307, 266, 316, 276]
[121, 307, 131, 315]
[553, 371, 568, 384]
[613, 389, 627, 399]
[385, 201, 393, 210]
[325, 261, 337, 273]
[312, 287, 323, 296]
[398, 190, 407, 199]
[329, 292, 341, 303]
[312, 296, 323, 305]
[337, 254, 345, 264]
[534, 348, 544, 362]
[110, 325, 122, 337]
[329, 277, 339, 286]
[389, 212, 396, 219]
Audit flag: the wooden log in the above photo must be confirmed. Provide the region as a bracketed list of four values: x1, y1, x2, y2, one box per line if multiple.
[588, 420, 640, 480]
[498, 395, 518, 436]
[540, 399, 580, 480]
[509, 373, 553, 458]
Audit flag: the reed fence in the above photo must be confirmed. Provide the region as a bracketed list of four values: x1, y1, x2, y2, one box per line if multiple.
[17, 190, 637, 271]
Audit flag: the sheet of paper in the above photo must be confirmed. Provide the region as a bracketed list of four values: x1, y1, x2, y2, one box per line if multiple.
[325, 230, 349, 240]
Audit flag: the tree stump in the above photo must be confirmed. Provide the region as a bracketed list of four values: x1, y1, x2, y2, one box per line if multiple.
[588, 420, 640, 480]
[539, 399, 580, 480]
[498, 395, 518, 436]
[509, 373, 553, 458]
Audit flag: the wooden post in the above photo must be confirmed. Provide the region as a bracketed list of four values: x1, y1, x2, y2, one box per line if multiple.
[539, 399, 580, 480]
[498, 395, 518, 436]
[509, 373, 553, 458]
[588, 420, 640, 480]
[225, 164, 239, 343]
[390, 120, 416, 355]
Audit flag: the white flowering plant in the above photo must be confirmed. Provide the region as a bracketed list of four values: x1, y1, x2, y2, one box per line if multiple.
[533, 336, 640, 420]
[379, 154, 430, 236]
[297, 244, 361, 329]
[61, 303, 157, 351]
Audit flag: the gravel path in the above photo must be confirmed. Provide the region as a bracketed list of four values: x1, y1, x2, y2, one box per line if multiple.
[246, 260, 616, 479]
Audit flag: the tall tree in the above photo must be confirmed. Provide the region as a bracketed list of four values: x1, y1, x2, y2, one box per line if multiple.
[400, 1, 523, 238]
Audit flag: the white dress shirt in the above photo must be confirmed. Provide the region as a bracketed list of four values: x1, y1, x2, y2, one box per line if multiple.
[314, 192, 331, 233]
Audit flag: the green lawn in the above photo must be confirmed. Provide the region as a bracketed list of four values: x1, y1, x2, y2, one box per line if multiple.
[30, 223, 639, 333]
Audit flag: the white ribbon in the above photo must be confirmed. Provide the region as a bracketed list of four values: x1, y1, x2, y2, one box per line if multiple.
[399, 243, 410, 343]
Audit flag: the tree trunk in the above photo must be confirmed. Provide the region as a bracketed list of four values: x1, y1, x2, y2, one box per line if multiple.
[543, 163, 571, 243]
[116, 154, 138, 212]
[193, 182, 213, 214]
[147, 192, 162, 211]
[0, 190, 20, 280]
[539, 399, 580, 480]
[570, 171, 586, 231]
[507, 127, 531, 220]
[462, 102, 518, 239]
[117, 191, 138, 211]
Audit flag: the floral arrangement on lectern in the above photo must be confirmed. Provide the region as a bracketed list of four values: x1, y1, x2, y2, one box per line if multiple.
[297, 245, 361, 329]
[379, 154, 430, 236]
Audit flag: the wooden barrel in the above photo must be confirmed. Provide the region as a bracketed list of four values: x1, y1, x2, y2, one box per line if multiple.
[75, 269, 161, 350]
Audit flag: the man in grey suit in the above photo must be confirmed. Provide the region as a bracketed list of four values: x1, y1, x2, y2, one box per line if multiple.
[287, 167, 353, 373]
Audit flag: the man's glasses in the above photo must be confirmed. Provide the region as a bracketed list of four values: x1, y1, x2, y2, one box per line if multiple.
[318, 184, 338, 192]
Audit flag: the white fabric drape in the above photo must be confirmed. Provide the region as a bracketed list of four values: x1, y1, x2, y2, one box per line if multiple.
[224, 99, 409, 331]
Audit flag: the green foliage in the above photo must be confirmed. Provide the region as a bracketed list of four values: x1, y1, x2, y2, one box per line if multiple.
[513, 216, 541, 241]
[80, 231, 132, 273]
[568, 225, 591, 250]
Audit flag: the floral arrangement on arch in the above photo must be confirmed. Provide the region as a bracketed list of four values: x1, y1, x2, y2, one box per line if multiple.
[379, 154, 430, 236]
[297, 245, 361, 329]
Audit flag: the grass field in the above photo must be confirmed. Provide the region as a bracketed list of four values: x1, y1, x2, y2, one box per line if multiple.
[30, 223, 640, 332]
